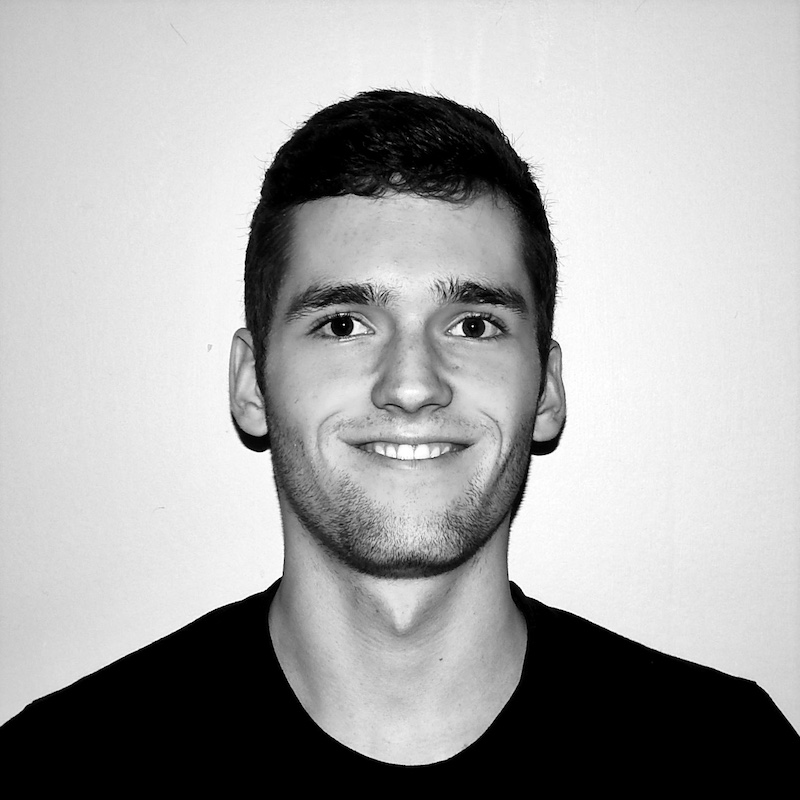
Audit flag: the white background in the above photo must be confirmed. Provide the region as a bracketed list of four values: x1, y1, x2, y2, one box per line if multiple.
[1, 0, 798, 732]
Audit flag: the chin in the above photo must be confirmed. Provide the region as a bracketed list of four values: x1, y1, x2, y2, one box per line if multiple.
[325, 528, 496, 580]
[296, 491, 506, 581]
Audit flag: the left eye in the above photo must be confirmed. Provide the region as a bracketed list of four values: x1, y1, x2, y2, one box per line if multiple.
[448, 316, 503, 339]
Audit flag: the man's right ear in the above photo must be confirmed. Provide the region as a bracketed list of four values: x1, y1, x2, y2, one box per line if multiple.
[229, 328, 268, 437]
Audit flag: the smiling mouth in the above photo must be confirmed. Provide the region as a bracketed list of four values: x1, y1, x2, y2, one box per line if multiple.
[361, 442, 465, 461]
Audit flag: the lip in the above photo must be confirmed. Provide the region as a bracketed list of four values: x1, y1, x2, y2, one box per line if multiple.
[353, 444, 468, 469]
[343, 431, 475, 448]
[339, 430, 477, 465]
[360, 441, 466, 461]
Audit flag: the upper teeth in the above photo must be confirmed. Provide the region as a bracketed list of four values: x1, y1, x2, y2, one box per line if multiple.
[363, 442, 458, 460]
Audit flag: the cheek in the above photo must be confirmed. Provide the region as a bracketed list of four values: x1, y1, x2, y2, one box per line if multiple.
[264, 345, 368, 430]
[451, 347, 540, 408]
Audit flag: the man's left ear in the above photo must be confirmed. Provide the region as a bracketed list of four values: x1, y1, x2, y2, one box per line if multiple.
[533, 341, 566, 443]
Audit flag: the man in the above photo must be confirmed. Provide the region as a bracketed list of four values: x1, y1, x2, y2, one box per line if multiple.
[3, 90, 797, 787]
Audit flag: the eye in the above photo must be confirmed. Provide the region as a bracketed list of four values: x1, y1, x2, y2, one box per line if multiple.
[447, 314, 505, 339]
[315, 313, 372, 338]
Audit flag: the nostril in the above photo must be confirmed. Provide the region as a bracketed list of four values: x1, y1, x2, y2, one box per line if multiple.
[371, 343, 453, 413]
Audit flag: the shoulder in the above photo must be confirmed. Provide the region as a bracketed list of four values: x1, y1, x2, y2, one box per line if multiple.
[520, 586, 743, 685]
[41, 586, 271, 696]
[1, 585, 279, 763]
[510, 584, 799, 785]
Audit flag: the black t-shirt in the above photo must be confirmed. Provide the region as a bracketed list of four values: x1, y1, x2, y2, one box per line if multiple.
[3, 581, 798, 790]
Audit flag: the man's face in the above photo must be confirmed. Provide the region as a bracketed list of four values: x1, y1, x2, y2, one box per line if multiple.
[262, 192, 552, 579]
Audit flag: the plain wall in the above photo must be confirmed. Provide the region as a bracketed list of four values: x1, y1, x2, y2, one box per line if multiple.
[1, 0, 798, 732]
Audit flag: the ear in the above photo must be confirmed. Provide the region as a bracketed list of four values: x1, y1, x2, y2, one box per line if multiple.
[229, 328, 268, 437]
[533, 340, 566, 443]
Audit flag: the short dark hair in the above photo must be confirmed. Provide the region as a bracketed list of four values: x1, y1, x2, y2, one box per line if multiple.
[245, 89, 557, 394]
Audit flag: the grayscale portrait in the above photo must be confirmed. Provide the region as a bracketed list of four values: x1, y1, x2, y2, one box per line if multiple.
[1, 0, 798, 789]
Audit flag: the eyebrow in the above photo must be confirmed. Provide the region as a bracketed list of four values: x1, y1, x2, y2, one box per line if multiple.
[284, 282, 396, 321]
[432, 277, 529, 316]
[283, 276, 529, 321]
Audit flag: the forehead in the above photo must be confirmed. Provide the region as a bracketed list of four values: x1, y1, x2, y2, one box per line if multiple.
[282, 193, 529, 301]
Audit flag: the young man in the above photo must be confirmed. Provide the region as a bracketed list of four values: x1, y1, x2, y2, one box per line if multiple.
[3, 90, 797, 787]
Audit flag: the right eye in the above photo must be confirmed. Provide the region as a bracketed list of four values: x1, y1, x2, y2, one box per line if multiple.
[314, 313, 372, 339]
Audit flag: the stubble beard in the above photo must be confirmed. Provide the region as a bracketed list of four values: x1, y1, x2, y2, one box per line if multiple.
[267, 418, 534, 580]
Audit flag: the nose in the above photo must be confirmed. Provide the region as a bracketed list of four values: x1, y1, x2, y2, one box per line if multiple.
[371, 329, 453, 414]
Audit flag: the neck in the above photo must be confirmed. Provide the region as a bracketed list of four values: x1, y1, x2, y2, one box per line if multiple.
[269, 522, 527, 765]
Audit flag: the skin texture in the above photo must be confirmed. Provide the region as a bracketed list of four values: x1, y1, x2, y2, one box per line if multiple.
[230, 192, 566, 763]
